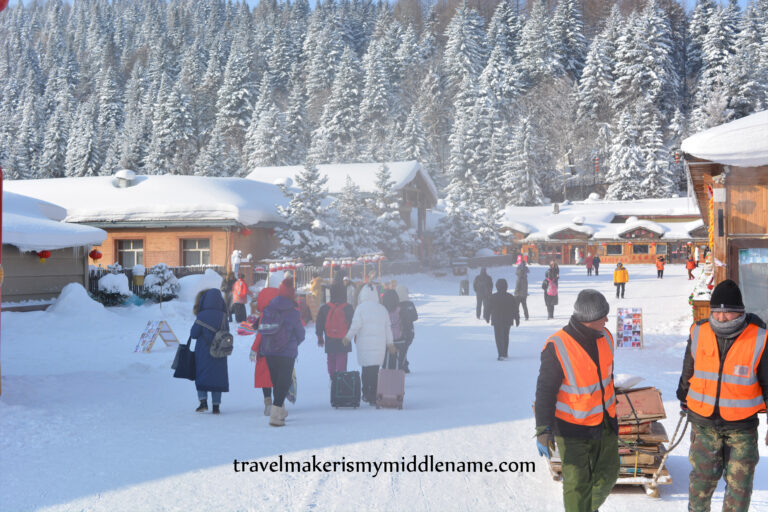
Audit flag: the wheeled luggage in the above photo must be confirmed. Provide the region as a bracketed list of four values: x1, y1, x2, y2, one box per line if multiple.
[331, 370, 361, 408]
[376, 355, 405, 409]
[459, 279, 469, 295]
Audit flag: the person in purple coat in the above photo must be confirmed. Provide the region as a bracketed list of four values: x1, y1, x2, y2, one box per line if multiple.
[260, 278, 305, 426]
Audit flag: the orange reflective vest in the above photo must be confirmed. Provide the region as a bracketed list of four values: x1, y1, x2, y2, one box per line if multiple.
[686, 322, 767, 421]
[545, 329, 616, 426]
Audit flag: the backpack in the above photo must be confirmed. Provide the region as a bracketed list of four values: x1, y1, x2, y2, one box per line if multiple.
[258, 304, 289, 354]
[324, 302, 349, 339]
[389, 307, 403, 341]
[195, 315, 233, 358]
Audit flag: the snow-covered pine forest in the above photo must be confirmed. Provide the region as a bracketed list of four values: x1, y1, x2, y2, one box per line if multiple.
[1, 0, 767, 215]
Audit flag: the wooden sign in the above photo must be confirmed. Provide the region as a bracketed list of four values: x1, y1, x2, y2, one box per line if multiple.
[134, 320, 180, 353]
[616, 307, 643, 349]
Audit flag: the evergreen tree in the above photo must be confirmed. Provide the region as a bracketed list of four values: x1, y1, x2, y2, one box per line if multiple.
[507, 117, 545, 206]
[442, 2, 487, 91]
[243, 102, 287, 170]
[330, 176, 379, 256]
[65, 99, 101, 177]
[549, 0, 587, 81]
[272, 161, 333, 262]
[606, 111, 644, 200]
[639, 107, 675, 198]
[371, 164, 414, 258]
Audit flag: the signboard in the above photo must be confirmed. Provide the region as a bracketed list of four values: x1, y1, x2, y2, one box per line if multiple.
[616, 307, 643, 349]
[134, 320, 180, 353]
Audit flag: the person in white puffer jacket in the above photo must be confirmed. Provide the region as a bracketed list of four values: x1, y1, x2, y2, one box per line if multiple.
[343, 283, 393, 404]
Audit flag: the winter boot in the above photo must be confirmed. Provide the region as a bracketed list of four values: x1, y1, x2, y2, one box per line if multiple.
[263, 397, 272, 416]
[195, 399, 208, 413]
[269, 405, 285, 427]
[280, 404, 288, 420]
[212, 404, 220, 415]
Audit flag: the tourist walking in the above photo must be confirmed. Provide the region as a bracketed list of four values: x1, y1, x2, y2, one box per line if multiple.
[543, 267, 559, 320]
[316, 281, 354, 379]
[484, 278, 519, 360]
[473, 267, 493, 320]
[515, 261, 530, 320]
[190, 289, 230, 415]
[593, 255, 601, 276]
[613, 262, 628, 299]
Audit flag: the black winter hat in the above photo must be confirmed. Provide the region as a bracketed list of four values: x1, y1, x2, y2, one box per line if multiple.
[572, 289, 610, 322]
[496, 278, 508, 293]
[709, 279, 745, 312]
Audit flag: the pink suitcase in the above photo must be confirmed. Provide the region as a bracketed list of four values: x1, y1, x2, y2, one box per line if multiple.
[376, 357, 405, 409]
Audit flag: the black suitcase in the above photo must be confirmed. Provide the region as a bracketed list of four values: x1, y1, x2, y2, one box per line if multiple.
[459, 279, 469, 296]
[331, 370, 361, 408]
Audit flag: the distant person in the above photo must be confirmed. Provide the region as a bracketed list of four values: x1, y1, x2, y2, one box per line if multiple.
[316, 282, 354, 379]
[382, 289, 410, 369]
[484, 278, 519, 361]
[395, 284, 418, 373]
[231, 273, 254, 323]
[515, 261, 530, 321]
[343, 276, 357, 307]
[677, 280, 768, 512]
[656, 256, 665, 279]
[190, 289, 230, 415]
[220, 271, 236, 321]
[535, 289, 618, 512]
[249, 286, 279, 416]
[473, 267, 493, 320]
[230, 249, 242, 276]
[585, 254, 594, 276]
[549, 260, 560, 280]
[592, 255, 601, 276]
[686, 256, 697, 280]
[543, 267, 559, 320]
[613, 262, 628, 299]
[343, 284, 393, 404]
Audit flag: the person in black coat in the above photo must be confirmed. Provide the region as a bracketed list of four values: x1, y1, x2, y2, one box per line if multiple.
[514, 261, 530, 320]
[395, 284, 418, 373]
[484, 278, 519, 360]
[316, 282, 354, 379]
[190, 288, 230, 414]
[473, 267, 493, 320]
[593, 255, 601, 276]
[543, 268, 559, 319]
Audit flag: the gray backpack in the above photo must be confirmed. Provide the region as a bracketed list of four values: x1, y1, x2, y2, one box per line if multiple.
[195, 316, 233, 358]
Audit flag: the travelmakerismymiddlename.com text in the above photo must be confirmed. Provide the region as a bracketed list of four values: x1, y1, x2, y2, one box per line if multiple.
[233, 455, 535, 478]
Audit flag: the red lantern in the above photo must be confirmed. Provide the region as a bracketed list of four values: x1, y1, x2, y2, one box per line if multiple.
[37, 250, 52, 263]
[674, 151, 680, 164]
[89, 249, 102, 261]
[241, 227, 252, 237]
[627, 241, 633, 246]
[650, 242, 656, 247]
[254, 266, 266, 273]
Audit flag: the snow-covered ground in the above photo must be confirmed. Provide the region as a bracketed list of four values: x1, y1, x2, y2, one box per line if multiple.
[2, 264, 767, 512]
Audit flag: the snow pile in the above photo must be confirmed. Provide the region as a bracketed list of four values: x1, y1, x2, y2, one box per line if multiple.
[546, 222, 596, 237]
[132, 264, 146, 277]
[98, 273, 131, 295]
[177, 269, 223, 303]
[46, 282, 104, 315]
[682, 109, 768, 167]
[474, 248, 495, 257]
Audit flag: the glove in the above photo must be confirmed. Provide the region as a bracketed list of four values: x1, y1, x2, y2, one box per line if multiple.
[680, 401, 688, 414]
[536, 427, 554, 459]
[342, 337, 351, 347]
[249, 349, 258, 363]
[317, 335, 325, 347]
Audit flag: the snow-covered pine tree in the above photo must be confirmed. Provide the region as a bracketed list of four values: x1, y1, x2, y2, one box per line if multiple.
[65, 99, 101, 177]
[214, 30, 255, 157]
[549, 0, 587, 81]
[146, 78, 195, 175]
[40, 102, 70, 178]
[726, 1, 767, 119]
[511, 0, 555, 92]
[605, 110, 644, 200]
[506, 117, 545, 206]
[243, 102, 287, 170]
[639, 106, 675, 198]
[272, 161, 332, 263]
[370, 163, 414, 258]
[687, 0, 718, 83]
[309, 47, 363, 164]
[442, 2, 487, 92]
[330, 176, 379, 257]
[360, 37, 394, 161]
[193, 124, 240, 177]
[283, 69, 309, 166]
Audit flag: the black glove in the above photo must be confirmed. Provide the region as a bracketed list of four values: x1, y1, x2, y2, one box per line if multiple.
[680, 401, 688, 414]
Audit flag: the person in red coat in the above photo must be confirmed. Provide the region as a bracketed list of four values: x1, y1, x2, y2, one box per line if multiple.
[249, 287, 279, 416]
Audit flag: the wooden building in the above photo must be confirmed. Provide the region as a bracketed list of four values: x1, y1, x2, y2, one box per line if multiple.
[500, 198, 705, 265]
[682, 109, 768, 323]
[6, 172, 285, 274]
[2, 191, 106, 303]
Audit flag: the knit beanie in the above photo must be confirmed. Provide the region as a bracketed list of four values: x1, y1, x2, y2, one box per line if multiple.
[278, 278, 295, 300]
[572, 289, 610, 322]
[709, 279, 745, 312]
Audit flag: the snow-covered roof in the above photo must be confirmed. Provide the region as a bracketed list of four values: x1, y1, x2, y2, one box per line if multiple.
[681, 109, 768, 167]
[5, 175, 286, 226]
[2, 190, 107, 252]
[246, 161, 439, 205]
[499, 197, 703, 242]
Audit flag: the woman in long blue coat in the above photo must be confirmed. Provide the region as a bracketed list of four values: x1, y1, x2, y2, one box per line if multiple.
[190, 288, 230, 414]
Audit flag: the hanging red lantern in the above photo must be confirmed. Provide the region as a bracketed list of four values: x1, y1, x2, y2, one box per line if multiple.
[650, 242, 656, 247]
[674, 151, 680, 164]
[254, 266, 266, 273]
[627, 241, 633, 246]
[241, 227, 252, 236]
[37, 250, 52, 263]
[89, 249, 102, 261]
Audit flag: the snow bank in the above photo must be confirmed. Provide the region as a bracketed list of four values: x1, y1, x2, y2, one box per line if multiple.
[176, 269, 223, 303]
[47, 282, 104, 315]
[474, 248, 495, 257]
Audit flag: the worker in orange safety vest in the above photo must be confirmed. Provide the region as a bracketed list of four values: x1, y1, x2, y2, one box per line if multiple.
[677, 279, 768, 512]
[535, 289, 619, 512]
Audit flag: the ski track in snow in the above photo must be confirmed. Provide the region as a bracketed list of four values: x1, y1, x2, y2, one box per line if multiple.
[1, 264, 767, 511]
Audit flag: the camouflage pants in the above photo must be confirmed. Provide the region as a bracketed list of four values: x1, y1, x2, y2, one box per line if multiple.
[688, 423, 759, 512]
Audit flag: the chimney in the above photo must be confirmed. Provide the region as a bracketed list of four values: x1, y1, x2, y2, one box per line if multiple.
[113, 169, 137, 188]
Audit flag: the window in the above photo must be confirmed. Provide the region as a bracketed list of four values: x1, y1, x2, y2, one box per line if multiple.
[655, 244, 667, 255]
[606, 244, 623, 255]
[632, 244, 649, 254]
[182, 239, 210, 266]
[117, 240, 143, 268]
[738, 248, 768, 324]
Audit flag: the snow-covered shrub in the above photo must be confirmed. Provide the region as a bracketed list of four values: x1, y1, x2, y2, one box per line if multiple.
[95, 272, 132, 306]
[132, 264, 146, 276]
[142, 263, 180, 302]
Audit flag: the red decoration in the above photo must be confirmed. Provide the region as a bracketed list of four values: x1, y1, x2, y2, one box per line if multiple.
[240, 227, 252, 237]
[594, 156, 599, 175]
[37, 250, 51, 263]
[89, 249, 102, 261]
[0, 0, 7, 12]
[674, 151, 680, 164]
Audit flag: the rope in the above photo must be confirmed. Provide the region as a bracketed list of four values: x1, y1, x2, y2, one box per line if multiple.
[650, 410, 690, 487]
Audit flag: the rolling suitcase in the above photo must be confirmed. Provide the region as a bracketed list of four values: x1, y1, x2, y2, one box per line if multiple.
[376, 355, 405, 409]
[459, 279, 469, 296]
[331, 370, 361, 408]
